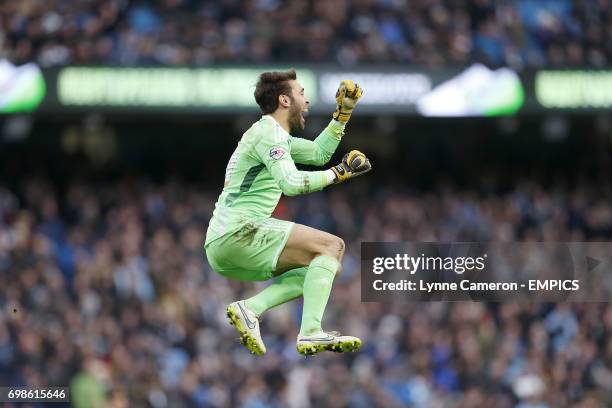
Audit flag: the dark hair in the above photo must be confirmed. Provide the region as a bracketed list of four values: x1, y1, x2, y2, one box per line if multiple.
[254, 69, 297, 114]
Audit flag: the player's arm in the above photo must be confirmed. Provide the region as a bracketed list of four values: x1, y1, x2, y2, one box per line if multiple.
[289, 120, 345, 166]
[255, 127, 329, 196]
[290, 80, 363, 166]
[255, 128, 372, 196]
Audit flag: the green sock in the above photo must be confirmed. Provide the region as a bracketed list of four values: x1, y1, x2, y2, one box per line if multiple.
[299, 255, 339, 335]
[244, 267, 307, 316]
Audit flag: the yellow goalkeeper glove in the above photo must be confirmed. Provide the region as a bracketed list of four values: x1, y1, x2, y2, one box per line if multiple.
[332, 80, 363, 123]
[330, 150, 372, 184]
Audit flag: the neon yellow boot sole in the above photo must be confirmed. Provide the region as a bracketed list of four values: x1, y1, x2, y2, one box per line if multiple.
[297, 338, 362, 356]
[226, 304, 265, 356]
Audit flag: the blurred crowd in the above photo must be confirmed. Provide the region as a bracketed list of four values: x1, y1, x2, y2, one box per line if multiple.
[1, 0, 612, 68]
[1, 174, 611, 407]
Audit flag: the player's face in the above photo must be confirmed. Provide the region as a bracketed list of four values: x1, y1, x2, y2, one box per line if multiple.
[287, 80, 309, 132]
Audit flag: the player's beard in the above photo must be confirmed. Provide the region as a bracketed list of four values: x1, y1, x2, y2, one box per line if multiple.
[288, 102, 305, 133]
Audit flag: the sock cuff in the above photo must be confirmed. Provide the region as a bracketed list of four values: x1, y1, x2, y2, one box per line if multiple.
[310, 255, 339, 276]
[286, 267, 308, 282]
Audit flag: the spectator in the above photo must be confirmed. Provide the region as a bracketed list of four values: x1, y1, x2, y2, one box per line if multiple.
[1, 0, 611, 68]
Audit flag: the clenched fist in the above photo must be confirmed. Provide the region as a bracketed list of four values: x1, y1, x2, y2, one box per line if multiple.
[332, 80, 363, 123]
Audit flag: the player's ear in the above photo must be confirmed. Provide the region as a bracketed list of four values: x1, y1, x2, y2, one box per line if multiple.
[278, 94, 291, 108]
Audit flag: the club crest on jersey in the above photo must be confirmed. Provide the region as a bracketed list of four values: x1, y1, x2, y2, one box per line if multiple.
[269, 146, 285, 160]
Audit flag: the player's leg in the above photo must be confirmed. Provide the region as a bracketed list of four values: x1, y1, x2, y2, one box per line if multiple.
[275, 224, 343, 335]
[228, 219, 313, 326]
[205, 218, 303, 355]
[274, 224, 361, 355]
[224, 265, 310, 356]
[244, 267, 307, 315]
[241, 223, 345, 319]
[206, 219, 359, 355]
[227, 265, 307, 356]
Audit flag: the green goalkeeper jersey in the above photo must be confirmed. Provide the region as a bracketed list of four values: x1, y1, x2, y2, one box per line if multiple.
[205, 115, 345, 245]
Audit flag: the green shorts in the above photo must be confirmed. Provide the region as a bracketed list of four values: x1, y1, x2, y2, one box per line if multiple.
[204, 217, 294, 281]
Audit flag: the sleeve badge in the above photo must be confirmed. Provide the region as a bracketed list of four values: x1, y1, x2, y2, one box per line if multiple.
[269, 146, 286, 160]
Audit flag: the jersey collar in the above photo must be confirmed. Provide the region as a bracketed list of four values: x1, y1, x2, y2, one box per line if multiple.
[263, 115, 291, 137]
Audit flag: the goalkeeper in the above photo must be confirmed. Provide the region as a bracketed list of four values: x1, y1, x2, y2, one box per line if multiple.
[204, 69, 371, 356]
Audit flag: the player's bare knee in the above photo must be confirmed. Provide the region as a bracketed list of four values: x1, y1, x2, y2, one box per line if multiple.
[318, 235, 344, 262]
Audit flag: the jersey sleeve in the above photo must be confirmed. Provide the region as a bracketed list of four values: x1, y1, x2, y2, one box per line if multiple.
[253, 122, 331, 196]
[290, 119, 345, 166]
